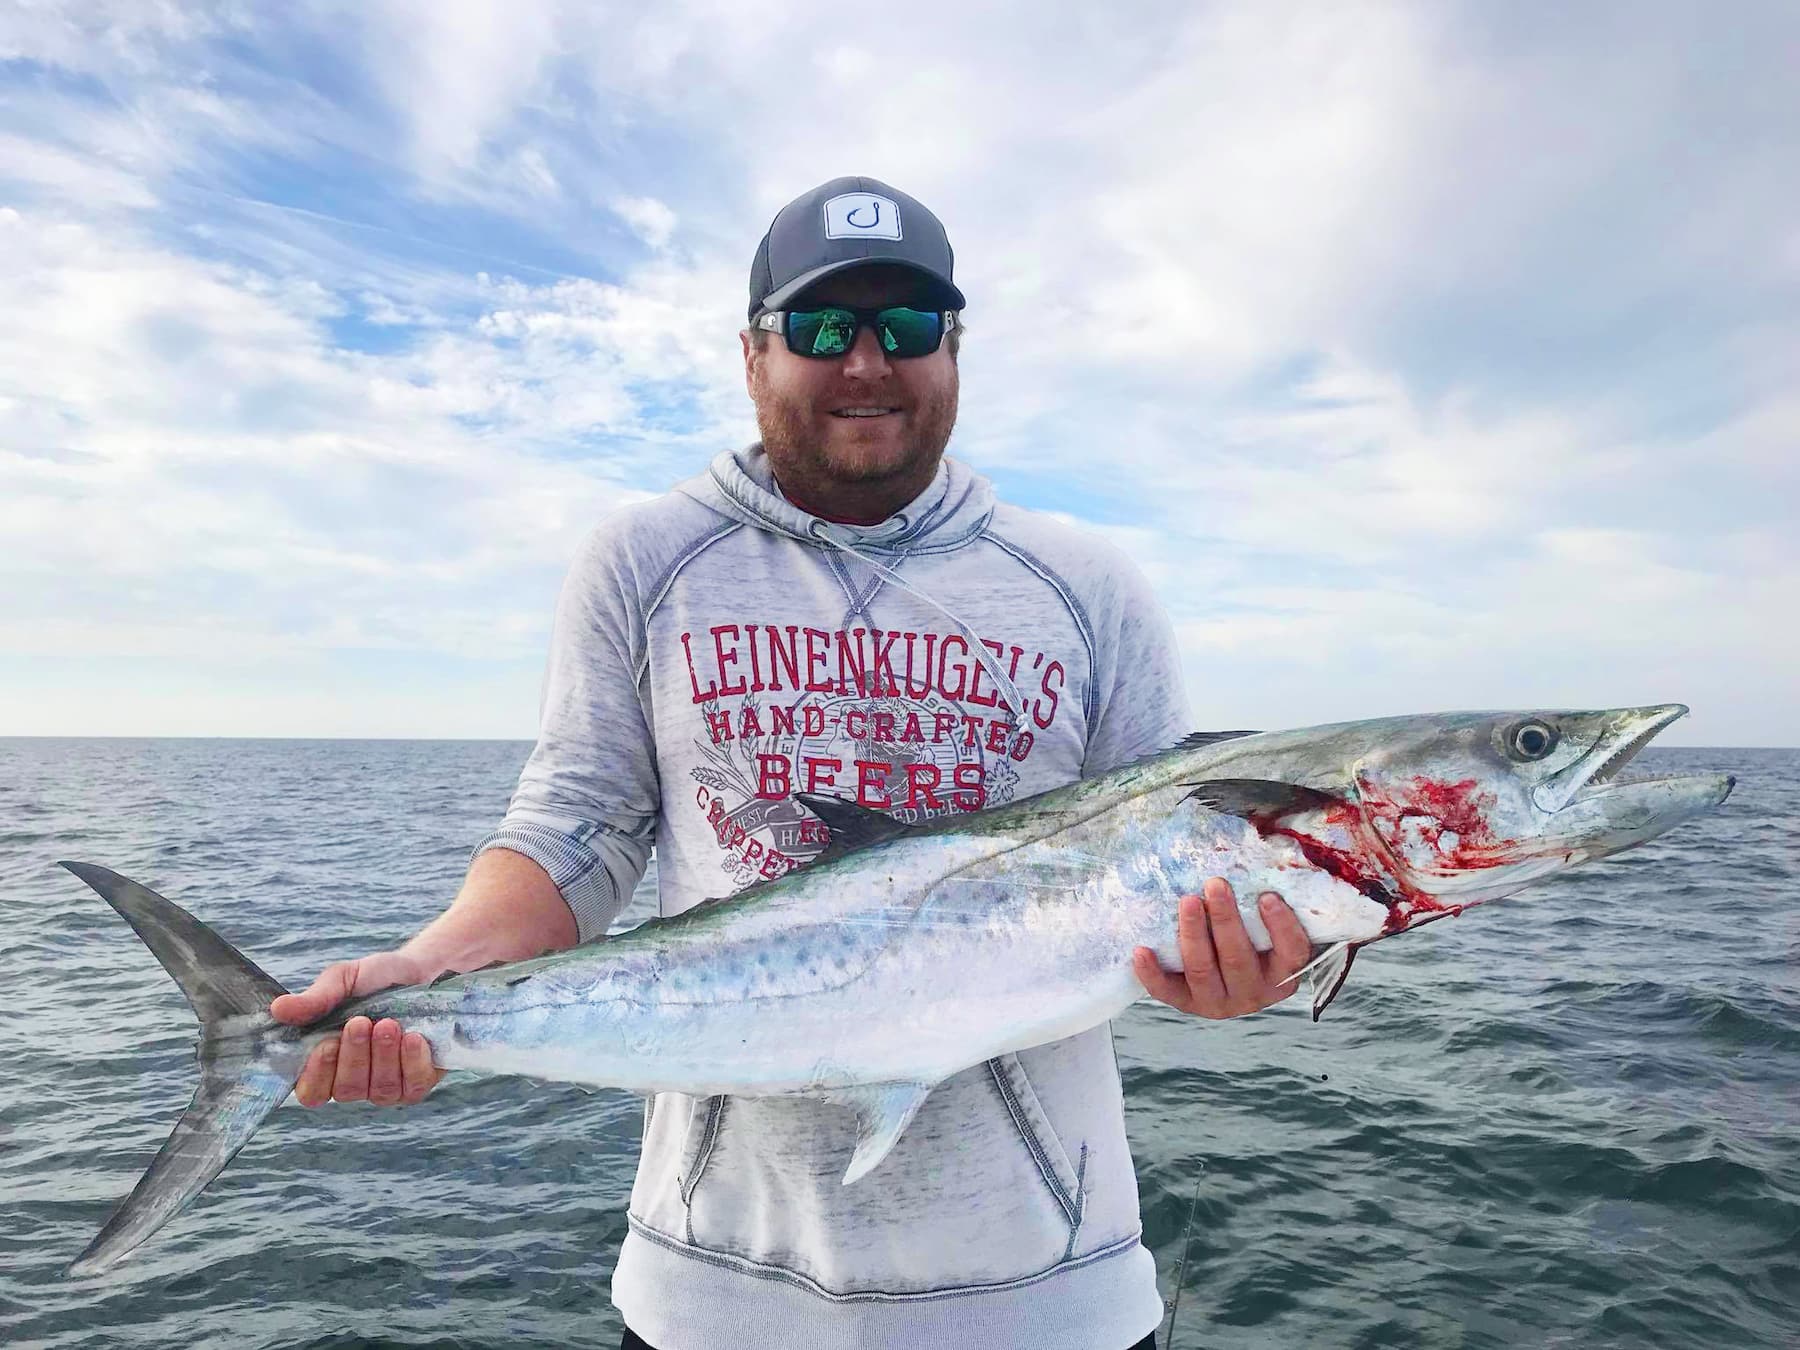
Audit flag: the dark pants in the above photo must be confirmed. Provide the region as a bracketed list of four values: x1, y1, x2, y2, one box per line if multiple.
[622, 1329, 1158, 1350]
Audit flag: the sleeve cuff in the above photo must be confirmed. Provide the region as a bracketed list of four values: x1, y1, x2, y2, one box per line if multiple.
[473, 821, 622, 943]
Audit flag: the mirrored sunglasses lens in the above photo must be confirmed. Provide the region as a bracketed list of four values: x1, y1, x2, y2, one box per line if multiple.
[876, 308, 943, 356]
[787, 309, 857, 356]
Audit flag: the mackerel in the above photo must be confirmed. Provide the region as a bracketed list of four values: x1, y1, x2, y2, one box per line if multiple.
[61, 704, 1732, 1275]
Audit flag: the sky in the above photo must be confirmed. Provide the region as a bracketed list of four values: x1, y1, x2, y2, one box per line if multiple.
[1, 1, 1795, 744]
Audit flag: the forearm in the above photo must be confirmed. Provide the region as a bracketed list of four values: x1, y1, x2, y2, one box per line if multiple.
[396, 847, 580, 975]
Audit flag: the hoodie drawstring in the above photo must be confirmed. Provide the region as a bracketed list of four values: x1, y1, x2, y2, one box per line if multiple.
[806, 519, 1027, 723]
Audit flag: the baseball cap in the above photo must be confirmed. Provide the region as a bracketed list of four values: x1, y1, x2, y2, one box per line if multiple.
[748, 175, 966, 321]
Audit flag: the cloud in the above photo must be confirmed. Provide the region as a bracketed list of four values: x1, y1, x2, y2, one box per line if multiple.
[0, 1, 1793, 742]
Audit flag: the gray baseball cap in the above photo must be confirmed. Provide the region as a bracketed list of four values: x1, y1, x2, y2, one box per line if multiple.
[748, 175, 966, 320]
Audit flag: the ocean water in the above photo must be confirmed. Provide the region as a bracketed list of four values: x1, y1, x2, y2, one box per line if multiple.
[0, 738, 1793, 1349]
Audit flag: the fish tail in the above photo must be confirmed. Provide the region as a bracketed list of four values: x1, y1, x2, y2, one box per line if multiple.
[59, 862, 306, 1277]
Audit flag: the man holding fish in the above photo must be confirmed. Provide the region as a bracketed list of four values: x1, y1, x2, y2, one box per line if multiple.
[272, 177, 1312, 1349]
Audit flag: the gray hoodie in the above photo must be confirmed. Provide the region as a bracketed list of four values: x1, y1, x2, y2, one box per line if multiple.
[477, 445, 1191, 1350]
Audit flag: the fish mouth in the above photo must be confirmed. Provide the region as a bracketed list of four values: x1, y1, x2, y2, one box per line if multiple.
[1532, 703, 1690, 814]
[1532, 704, 1734, 860]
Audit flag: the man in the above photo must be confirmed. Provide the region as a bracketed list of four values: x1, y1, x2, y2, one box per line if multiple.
[273, 176, 1311, 1350]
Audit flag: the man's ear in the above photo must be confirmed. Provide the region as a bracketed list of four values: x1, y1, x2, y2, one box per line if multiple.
[740, 329, 756, 395]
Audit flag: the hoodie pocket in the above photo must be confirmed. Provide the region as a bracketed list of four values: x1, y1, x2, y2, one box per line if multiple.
[676, 1094, 727, 1239]
[986, 1054, 1088, 1250]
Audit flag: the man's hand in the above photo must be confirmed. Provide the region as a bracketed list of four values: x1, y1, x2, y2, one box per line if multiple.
[1132, 877, 1311, 1019]
[270, 953, 446, 1108]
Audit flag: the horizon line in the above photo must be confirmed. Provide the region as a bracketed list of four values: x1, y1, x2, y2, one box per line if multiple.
[1, 733, 1792, 750]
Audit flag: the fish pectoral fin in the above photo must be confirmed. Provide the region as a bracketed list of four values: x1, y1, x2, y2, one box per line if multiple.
[1295, 941, 1360, 1022]
[1180, 778, 1342, 824]
[819, 1081, 933, 1185]
[794, 793, 915, 862]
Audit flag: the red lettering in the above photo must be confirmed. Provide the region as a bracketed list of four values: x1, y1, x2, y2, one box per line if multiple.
[804, 627, 833, 692]
[1035, 661, 1065, 729]
[805, 757, 842, 792]
[760, 849, 788, 879]
[746, 623, 765, 692]
[870, 630, 904, 696]
[904, 762, 943, 810]
[903, 633, 935, 697]
[966, 639, 1008, 709]
[803, 705, 825, 736]
[740, 706, 763, 738]
[681, 631, 719, 703]
[844, 708, 867, 739]
[985, 720, 1009, 753]
[772, 704, 796, 735]
[756, 753, 791, 799]
[835, 628, 868, 696]
[961, 714, 983, 747]
[707, 800, 726, 826]
[712, 624, 746, 697]
[767, 625, 801, 691]
[953, 763, 987, 811]
[872, 711, 896, 742]
[1010, 729, 1034, 761]
[696, 786, 711, 808]
[741, 837, 764, 864]
[856, 760, 893, 808]
[933, 711, 958, 742]
[900, 712, 924, 743]
[938, 633, 970, 699]
[704, 708, 733, 743]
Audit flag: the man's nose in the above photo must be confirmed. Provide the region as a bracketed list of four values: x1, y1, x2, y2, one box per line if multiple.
[839, 324, 892, 379]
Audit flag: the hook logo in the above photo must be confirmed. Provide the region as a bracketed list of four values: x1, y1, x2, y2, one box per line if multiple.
[823, 192, 903, 241]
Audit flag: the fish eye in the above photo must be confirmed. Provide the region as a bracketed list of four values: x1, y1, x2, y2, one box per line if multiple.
[1505, 719, 1559, 761]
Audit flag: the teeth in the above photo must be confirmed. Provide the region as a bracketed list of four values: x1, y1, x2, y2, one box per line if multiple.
[833, 408, 897, 417]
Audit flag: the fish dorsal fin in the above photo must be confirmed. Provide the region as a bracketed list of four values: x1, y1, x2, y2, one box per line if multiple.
[795, 793, 915, 863]
[1120, 729, 1261, 771]
[1175, 729, 1261, 750]
[1183, 778, 1340, 822]
[816, 1081, 933, 1184]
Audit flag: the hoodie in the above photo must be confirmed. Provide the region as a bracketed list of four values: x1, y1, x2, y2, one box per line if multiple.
[476, 445, 1191, 1350]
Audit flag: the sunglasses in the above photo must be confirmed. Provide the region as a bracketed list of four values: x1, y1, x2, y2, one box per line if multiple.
[753, 306, 959, 359]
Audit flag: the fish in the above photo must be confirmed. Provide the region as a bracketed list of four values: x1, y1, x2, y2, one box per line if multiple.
[59, 703, 1732, 1276]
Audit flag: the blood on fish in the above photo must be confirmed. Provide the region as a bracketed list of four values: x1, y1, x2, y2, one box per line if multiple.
[1249, 788, 1491, 937]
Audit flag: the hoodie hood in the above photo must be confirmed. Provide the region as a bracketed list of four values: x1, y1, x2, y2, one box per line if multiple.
[676, 445, 996, 555]
[675, 443, 1022, 717]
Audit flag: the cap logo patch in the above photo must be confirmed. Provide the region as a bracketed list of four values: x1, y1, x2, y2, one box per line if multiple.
[823, 192, 902, 241]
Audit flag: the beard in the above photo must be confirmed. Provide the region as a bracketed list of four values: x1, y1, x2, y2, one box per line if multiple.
[751, 367, 960, 493]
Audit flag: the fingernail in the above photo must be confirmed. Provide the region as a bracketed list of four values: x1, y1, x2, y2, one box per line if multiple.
[1258, 893, 1280, 911]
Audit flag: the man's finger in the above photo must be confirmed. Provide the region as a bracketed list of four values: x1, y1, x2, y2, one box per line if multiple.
[270, 961, 361, 1025]
[294, 1041, 339, 1108]
[367, 1019, 404, 1107]
[1202, 878, 1259, 998]
[1135, 946, 1201, 1013]
[1258, 893, 1310, 982]
[400, 1032, 440, 1105]
[331, 1017, 374, 1102]
[1174, 893, 1226, 1009]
